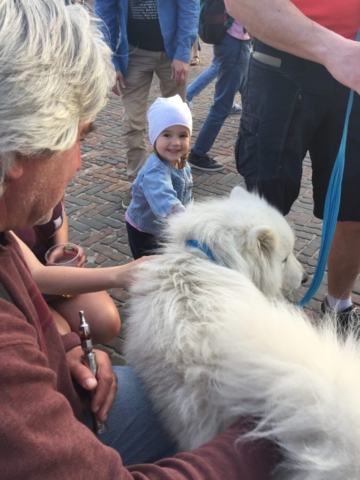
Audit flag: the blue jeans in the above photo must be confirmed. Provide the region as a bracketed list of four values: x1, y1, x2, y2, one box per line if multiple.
[84, 366, 177, 466]
[186, 49, 218, 102]
[192, 34, 250, 157]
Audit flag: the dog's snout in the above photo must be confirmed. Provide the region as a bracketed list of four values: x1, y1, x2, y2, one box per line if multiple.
[301, 271, 309, 285]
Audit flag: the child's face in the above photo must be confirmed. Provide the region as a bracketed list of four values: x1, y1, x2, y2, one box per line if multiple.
[155, 125, 190, 166]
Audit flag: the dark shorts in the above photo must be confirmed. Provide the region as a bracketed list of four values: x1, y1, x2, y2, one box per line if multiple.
[235, 39, 360, 221]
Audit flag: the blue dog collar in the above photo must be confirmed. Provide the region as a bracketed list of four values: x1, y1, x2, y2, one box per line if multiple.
[186, 239, 217, 264]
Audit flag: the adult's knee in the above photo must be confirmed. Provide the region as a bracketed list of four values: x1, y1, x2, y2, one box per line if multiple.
[97, 301, 121, 344]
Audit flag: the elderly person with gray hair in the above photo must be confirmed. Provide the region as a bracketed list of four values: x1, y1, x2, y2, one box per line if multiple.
[0, 1, 279, 478]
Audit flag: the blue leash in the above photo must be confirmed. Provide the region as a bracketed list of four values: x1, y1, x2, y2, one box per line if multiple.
[298, 30, 360, 307]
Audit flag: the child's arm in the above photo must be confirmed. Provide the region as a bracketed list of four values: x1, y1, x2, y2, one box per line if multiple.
[12, 232, 149, 295]
[142, 163, 187, 218]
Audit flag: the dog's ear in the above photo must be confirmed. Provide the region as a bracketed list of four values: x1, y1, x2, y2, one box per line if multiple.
[247, 225, 276, 258]
[229, 186, 251, 200]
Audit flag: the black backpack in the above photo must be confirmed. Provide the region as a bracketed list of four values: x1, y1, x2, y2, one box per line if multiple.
[198, 0, 234, 45]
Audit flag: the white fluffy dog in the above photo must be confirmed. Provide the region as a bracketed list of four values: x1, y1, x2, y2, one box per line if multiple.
[125, 187, 360, 479]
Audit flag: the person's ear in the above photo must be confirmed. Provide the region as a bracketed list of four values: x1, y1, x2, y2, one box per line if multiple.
[6, 161, 24, 180]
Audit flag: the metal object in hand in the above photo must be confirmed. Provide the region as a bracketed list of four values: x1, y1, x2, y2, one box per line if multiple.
[78, 310, 107, 435]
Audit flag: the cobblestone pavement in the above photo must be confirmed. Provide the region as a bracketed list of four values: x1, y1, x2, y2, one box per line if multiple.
[65, 43, 360, 363]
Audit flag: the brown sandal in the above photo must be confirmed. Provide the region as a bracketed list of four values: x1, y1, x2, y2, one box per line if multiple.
[190, 55, 200, 66]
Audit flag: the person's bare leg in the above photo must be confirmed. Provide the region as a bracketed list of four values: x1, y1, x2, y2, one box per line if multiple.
[49, 291, 121, 344]
[191, 37, 199, 58]
[327, 221, 360, 302]
[190, 36, 200, 65]
[49, 305, 71, 335]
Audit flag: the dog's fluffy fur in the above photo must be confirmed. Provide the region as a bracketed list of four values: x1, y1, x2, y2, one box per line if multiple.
[125, 187, 360, 479]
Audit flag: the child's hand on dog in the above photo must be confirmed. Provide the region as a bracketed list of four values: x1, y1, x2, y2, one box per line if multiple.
[117, 255, 159, 290]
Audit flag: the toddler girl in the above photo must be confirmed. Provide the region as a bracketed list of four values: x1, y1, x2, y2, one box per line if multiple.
[126, 95, 193, 259]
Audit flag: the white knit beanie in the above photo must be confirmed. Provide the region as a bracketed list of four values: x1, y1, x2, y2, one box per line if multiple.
[147, 95, 192, 146]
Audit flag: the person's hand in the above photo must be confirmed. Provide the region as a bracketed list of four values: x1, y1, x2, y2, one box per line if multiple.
[324, 38, 360, 95]
[116, 255, 159, 290]
[171, 59, 189, 86]
[66, 346, 117, 423]
[75, 246, 86, 268]
[112, 70, 126, 96]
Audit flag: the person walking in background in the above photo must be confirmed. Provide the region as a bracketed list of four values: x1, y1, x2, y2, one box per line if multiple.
[190, 35, 201, 66]
[226, 0, 360, 327]
[95, 0, 199, 209]
[126, 95, 193, 259]
[187, 13, 250, 172]
[186, 47, 242, 115]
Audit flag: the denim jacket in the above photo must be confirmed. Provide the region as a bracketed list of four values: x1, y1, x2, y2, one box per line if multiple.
[126, 153, 193, 235]
[95, 0, 199, 75]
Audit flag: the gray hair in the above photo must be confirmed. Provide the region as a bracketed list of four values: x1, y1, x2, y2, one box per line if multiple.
[0, 0, 114, 196]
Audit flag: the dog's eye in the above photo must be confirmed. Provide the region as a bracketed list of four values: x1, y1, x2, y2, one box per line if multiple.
[283, 257, 288, 263]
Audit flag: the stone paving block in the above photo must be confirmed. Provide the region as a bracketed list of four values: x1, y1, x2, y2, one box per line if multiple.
[353, 293, 360, 303]
[68, 218, 93, 233]
[107, 212, 126, 223]
[92, 253, 106, 264]
[113, 243, 133, 257]
[97, 258, 122, 268]
[83, 205, 113, 217]
[78, 194, 104, 205]
[93, 215, 123, 229]
[66, 206, 81, 216]
[196, 185, 226, 196]
[293, 213, 312, 226]
[94, 192, 122, 204]
[293, 224, 322, 236]
[80, 232, 109, 247]
[67, 185, 85, 195]
[213, 184, 235, 195]
[293, 230, 315, 241]
[80, 184, 105, 196]
[294, 238, 308, 252]
[289, 205, 304, 213]
[193, 174, 211, 185]
[203, 173, 225, 186]
[116, 225, 128, 235]
[66, 195, 90, 207]
[298, 255, 319, 268]
[75, 217, 106, 231]
[302, 239, 322, 258]
[100, 205, 121, 217]
[218, 173, 240, 185]
[100, 235, 117, 246]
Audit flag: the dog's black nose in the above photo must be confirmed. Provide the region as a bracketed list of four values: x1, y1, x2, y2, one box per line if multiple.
[301, 272, 309, 285]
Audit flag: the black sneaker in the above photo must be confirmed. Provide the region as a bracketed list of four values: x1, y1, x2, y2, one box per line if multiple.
[321, 297, 360, 336]
[188, 151, 224, 172]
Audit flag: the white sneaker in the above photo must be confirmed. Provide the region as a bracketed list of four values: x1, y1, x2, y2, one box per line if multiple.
[229, 103, 242, 115]
[122, 190, 132, 209]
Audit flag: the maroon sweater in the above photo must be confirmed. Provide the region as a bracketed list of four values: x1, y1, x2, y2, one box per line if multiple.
[0, 232, 278, 479]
